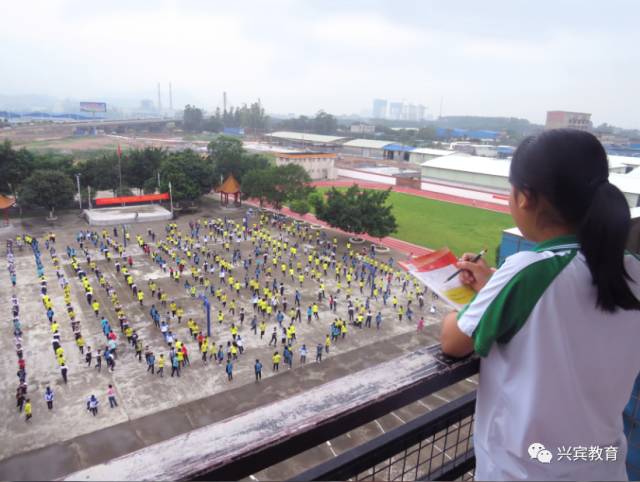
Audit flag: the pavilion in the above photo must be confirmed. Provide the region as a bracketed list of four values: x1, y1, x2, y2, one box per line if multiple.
[216, 174, 242, 207]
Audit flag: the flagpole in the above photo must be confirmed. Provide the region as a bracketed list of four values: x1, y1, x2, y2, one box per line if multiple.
[168, 181, 174, 217]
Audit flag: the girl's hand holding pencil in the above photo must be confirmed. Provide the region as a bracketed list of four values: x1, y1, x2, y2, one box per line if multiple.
[455, 249, 494, 293]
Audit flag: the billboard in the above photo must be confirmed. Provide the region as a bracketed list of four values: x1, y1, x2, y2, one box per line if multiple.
[80, 102, 107, 113]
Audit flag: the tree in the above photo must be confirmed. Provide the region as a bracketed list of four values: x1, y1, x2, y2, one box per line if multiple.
[0, 140, 35, 195]
[77, 154, 120, 193]
[159, 150, 213, 205]
[241, 169, 274, 208]
[313, 110, 338, 134]
[31, 152, 75, 176]
[208, 136, 270, 185]
[202, 116, 224, 133]
[122, 147, 165, 191]
[289, 199, 310, 216]
[183, 105, 204, 132]
[241, 164, 312, 210]
[313, 185, 397, 239]
[272, 164, 312, 207]
[142, 177, 158, 194]
[18, 169, 75, 218]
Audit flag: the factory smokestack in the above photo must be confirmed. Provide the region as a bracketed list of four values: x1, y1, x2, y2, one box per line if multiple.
[157, 83, 162, 113]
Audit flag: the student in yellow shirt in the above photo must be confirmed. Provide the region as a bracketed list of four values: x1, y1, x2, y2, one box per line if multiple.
[157, 354, 165, 377]
[272, 351, 281, 371]
[24, 399, 32, 422]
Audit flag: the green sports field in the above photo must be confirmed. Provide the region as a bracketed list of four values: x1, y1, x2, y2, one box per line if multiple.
[316, 188, 514, 266]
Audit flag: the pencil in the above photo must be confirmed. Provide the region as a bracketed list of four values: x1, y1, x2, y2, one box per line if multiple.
[445, 249, 487, 283]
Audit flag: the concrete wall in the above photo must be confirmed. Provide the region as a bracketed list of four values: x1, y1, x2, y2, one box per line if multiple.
[341, 147, 385, 160]
[335, 168, 396, 185]
[421, 167, 510, 191]
[84, 207, 173, 226]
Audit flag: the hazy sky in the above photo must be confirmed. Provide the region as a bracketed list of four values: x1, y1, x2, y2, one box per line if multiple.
[1, 0, 639, 127]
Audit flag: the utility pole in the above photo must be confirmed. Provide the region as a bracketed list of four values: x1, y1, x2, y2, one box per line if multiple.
[117, 145, 123, 202]
[75, 173, 82, 211]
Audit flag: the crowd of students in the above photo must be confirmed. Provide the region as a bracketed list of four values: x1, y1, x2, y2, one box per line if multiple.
[7, 210, 432, 422]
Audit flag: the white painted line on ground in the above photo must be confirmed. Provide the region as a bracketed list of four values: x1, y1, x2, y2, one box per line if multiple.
[391, 411, 406, 424]
[249, 475, 259, 481]
[346, 432, 352, 439]
[431, 392, 450, 403]
[326, 441, 338, 457]
[465, 378, 478, 385]
[417, 400, 432, 410]
[375, 420, 386, 433]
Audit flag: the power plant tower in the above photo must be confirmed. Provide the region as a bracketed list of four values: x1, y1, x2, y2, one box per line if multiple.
[157, 83, 162, 113]
[223, 91, 227, 112]
[169, 82, 173, 111]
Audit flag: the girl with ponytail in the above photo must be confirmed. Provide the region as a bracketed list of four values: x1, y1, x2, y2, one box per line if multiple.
[440, 129, 640, 480]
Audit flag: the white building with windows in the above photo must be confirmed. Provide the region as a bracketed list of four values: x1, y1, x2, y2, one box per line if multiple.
[274, 152, 337, 180]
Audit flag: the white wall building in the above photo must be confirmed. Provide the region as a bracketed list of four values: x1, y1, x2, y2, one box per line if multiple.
[275, 152, 337, 180]
[545, 111, 592, 131]
[421, 155, 640, 207]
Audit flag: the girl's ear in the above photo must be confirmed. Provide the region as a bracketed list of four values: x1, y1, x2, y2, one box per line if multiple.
[516, 187, 536, 211]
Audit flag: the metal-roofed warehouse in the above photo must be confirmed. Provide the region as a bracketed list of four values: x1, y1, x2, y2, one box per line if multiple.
[341, 139, 394, 159]
[421, 155, 640, 208]
[409, 147, 455, 165]
[265, 131, 347, 151]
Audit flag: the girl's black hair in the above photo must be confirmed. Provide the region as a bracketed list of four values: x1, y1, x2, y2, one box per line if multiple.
[510, 128, 640, 312]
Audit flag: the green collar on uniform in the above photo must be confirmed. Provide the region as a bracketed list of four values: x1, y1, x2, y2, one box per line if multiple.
[534, 234, 579, 252]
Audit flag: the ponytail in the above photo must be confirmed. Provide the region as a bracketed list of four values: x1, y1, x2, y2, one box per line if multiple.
[579, 182, 640, 312]
[510, 129, 640, 313]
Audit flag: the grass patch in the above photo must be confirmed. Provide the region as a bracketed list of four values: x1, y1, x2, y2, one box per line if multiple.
[315, 188, 514, 266]
[182, 133, 220, 142]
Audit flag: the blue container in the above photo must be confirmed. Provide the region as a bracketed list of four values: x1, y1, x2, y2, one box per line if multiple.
[624, 373, 640, 479]
[497, 229, 536, 267]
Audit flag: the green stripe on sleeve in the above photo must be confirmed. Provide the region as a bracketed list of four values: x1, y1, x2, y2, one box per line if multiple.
[472, 251, 577, 356]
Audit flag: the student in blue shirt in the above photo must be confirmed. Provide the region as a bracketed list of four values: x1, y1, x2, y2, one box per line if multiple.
[226, 360, 233, 381]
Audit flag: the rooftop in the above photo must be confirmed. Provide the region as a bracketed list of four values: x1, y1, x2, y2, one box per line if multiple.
[610, 155, 640, 168]
[421, 155, 640, 196]
[215, 174, 241, 194]
[266, 131, 347, 144]
[411, 147, 455, 157]
[384, 143, 415, 152]
[342, 139, 394, 149]
[275, 151, 336, 158]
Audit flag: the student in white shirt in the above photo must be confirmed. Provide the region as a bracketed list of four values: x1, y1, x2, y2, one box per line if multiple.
[440, 129, 640, 481]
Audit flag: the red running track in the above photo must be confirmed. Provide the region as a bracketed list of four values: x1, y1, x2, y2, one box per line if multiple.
[311, 180, 511, 214]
